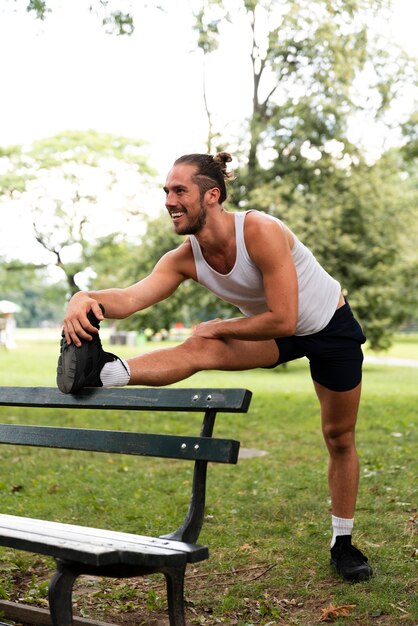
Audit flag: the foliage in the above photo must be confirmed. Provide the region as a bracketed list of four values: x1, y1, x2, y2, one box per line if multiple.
[0, 144, 32, 196]
[244, 145, 418, 350]
[401, 110, 418, 162]
[7, 0, 168, 36]
[0, 262, 67, 327]
[193, 0, 413, 185]
[0, 130, 156, 297]
[192, 0, 418, 349]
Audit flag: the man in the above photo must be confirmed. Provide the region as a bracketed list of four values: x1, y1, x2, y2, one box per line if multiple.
[57, 151, 372, 582]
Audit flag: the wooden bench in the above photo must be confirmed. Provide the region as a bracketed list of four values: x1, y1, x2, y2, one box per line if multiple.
[0, 386, 252, 626]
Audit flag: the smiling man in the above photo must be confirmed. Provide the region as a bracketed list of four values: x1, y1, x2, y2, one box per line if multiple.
[57, 151, 372, 583]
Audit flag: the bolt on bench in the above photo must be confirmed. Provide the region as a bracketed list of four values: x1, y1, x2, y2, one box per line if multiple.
[0, 386, 252, 626]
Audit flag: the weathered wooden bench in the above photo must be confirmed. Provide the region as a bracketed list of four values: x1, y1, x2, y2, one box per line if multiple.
[0, 386, 252, 626]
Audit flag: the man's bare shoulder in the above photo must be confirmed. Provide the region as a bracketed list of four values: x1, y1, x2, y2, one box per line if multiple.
[159, 239, 196, 279]
[244, 210, 290, 237]
[165, 238, 194, 260]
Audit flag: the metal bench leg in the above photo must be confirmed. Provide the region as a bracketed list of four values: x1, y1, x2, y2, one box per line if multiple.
[48, 560, 78, 626]
[163, 565, 187, 626]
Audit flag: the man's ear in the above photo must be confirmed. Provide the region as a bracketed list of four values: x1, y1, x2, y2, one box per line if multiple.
[205, 186, 221, 205]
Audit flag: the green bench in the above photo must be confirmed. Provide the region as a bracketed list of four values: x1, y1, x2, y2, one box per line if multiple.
[0, 386, 252, 626]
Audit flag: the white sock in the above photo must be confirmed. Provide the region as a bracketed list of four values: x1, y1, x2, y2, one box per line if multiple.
[100, 358, 131, 388]
[331, 515, 354, 548]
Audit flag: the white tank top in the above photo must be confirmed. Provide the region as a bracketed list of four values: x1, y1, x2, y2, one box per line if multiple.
[189, 210, 341, 336]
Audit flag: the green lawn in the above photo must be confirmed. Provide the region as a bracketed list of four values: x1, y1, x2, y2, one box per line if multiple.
[0, 335, 416, 625]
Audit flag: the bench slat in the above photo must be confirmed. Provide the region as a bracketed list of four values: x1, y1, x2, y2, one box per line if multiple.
[0, 387, 252, 412]
[0, 515, 206, 556]
[0, 424, 240, 463]
[0, 528, 186, 568]
[0, 516, 208, 568]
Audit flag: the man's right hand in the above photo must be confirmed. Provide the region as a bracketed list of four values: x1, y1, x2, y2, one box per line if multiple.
[62, 294, 104, 347]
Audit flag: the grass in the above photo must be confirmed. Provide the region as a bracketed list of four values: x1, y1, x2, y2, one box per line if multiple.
[0, 334, 417, 625]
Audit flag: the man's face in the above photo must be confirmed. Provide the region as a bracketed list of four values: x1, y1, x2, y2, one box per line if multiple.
[163, 164, 207, 235]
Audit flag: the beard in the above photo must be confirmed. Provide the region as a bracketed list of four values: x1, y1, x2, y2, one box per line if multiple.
[174, 200, 207, 235]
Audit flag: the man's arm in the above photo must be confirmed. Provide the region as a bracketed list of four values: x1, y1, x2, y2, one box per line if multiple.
[63, 246, 191, 346]
[193, 213, 299, 340]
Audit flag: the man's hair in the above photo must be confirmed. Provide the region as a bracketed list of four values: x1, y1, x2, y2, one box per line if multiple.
[174, 152, 234, 203]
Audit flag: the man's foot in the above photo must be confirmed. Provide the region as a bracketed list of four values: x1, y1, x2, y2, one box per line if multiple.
[330, 535, 373, 582]
[56, 305, 121, 394]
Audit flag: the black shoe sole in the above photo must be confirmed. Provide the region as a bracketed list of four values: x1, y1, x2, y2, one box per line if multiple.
[56, 306, 105, 394]
[57, 336, 96, 394]
[57, 336, 76, 394]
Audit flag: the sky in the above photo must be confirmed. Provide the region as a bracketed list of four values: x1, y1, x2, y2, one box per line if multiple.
[0, 0, 417, 268]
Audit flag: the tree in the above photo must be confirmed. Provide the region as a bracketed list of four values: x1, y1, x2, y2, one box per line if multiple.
[196, 0, 416, 189]
[192, 0, 417, 348]
[193, 2, 227, 152]
[1, 130, 156, 297]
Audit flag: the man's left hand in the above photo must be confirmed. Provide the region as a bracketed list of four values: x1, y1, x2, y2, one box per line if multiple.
[192, 318, 223, 339]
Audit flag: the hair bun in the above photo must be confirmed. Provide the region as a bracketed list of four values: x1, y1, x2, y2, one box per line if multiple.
[214, 152, 232, 166]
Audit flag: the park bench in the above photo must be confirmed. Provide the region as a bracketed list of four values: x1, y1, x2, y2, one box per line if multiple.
[0, 386, 252, 626]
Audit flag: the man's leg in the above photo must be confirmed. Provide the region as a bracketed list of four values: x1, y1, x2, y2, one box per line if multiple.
[314, 381, 372, 581]
[314, 381, 361, 519]
[58, 325, 280, 393]
[127, 335, 279, 386]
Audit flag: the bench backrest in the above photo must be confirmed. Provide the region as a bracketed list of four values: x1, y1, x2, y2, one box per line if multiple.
[0, 386, 252, 543]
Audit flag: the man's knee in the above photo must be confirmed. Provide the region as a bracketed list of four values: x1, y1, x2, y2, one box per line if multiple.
[323, 422, 356, 455]
[181, 334, 228, 362]
[183, 334, 218, 351]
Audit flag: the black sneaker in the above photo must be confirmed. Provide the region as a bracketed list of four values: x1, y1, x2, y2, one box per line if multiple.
[56, 305, 119, 394]
[330, 535, 373, 582]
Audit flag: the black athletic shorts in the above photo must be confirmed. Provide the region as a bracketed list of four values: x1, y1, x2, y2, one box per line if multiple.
[266, 301, 366, 392]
